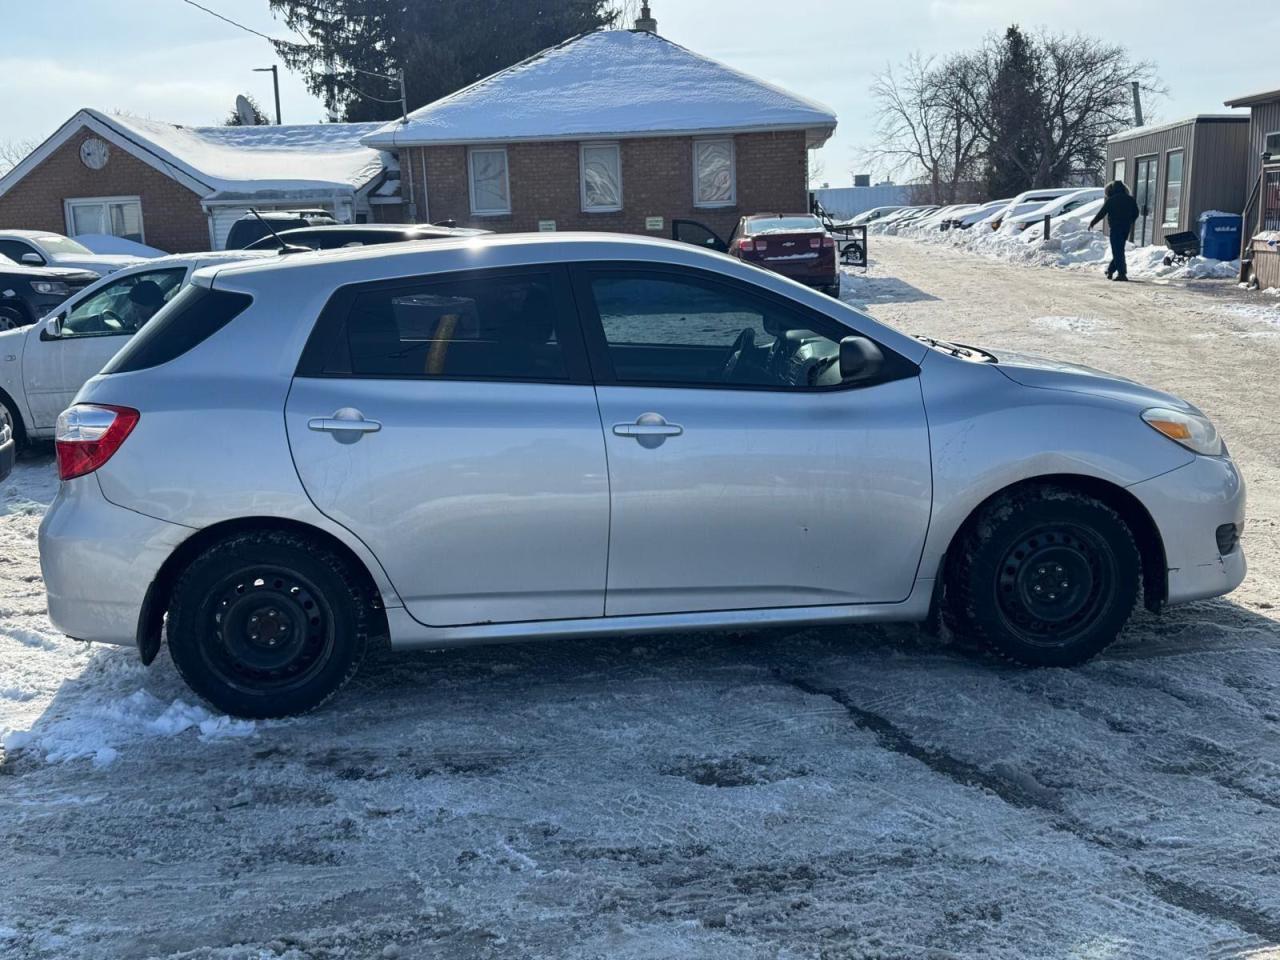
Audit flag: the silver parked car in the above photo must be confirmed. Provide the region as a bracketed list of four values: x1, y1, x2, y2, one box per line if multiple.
[39, 235, 1246, 717]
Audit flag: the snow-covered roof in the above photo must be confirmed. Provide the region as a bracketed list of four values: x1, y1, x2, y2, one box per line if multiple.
[363, 30, 837, 149]
[1107, 114, 1247, 143]
[0, 108, 390, 203]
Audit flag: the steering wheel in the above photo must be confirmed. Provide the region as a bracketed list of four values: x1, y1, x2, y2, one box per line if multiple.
[100, 309, 125, 330]
[720, 328, 756, 382]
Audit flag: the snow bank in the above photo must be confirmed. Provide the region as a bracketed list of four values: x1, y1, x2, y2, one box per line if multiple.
[72, 234, 165, 258]
[0, 459, 255, 768]
[878, 213, 1240, 281]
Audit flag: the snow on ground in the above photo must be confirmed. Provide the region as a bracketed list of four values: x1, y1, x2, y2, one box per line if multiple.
[5, 238, 1280, 957]
[876, 213, 1241, 282]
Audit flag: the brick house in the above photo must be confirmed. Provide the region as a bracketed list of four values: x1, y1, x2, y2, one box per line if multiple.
[360, 19, 836, 241]
[0, 109, 395, 251]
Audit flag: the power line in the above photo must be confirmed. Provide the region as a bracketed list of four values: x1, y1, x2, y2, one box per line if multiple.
[176, 0, 284, 44]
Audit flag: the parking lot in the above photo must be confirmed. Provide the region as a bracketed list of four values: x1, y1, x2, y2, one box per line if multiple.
[4, 236, 1280, 959]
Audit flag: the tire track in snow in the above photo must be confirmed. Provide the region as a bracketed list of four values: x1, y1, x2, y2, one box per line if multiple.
[776, 669, 1280, 945]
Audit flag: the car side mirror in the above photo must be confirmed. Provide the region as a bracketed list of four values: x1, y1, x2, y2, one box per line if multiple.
[839, 335, 883, 384]
[21, 252, 44, 266]
[39, 315, 61, 341]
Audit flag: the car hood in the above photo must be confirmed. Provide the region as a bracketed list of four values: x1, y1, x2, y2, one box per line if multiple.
[989, 347, 1196, 412]
[49, 253, 145, 274]
[0, 263, 98, 282]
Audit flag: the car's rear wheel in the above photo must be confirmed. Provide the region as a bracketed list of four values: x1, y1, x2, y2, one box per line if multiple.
[167, 530, 370, 718]
[944, 486, 1140, 666]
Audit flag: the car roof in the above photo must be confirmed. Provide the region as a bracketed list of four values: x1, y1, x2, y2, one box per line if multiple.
[0, 229, 60, 239]
[276, 223, 489, 238]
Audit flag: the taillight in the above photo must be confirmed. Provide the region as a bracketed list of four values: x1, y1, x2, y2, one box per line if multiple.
[734, 237, 753, 254]
[822, 235, 835, 248]
[754, 239, 768, 252]
[809, 237, 821, 248]
[55, 404, 139, 481]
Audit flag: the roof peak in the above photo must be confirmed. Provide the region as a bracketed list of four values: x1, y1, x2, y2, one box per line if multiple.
[362, 29, 835, 150]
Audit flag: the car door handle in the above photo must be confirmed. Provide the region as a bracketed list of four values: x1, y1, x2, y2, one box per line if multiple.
[307, 407, 381, 443]
[612, 413, 683, 447]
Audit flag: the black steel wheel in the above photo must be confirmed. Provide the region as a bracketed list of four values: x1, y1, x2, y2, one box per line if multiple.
[944, 486, 1140, 666]
[167, 530, 370, 717]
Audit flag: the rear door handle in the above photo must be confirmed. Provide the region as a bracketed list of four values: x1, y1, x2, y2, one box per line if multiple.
[308, 407, 381, 443]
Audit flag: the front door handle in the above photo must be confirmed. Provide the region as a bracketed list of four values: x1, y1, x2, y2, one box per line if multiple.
[613, 412, 683, 448]
[308, 407, 381, 444]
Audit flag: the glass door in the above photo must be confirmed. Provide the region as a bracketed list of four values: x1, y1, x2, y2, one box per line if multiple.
[1134, 156, 1158, 246]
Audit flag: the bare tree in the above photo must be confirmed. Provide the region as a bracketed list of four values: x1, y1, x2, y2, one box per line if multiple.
[950, 28, 1162, 191]
[0, 139, 37, 177]
[864, 55, 983, 205]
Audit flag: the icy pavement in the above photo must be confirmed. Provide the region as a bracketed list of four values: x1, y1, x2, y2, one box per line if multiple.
[4, 241, 1280, 957]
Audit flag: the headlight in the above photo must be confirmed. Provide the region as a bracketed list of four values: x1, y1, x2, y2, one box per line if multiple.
[31, 281, 69, 296]
[1142, 407, 1223, 456]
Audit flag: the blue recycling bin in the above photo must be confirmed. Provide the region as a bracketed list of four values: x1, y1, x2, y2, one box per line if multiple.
[1199, 212, 1242, 261]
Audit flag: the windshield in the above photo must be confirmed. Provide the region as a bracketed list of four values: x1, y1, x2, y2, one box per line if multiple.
[746, 215, 823, 233]
[61, 267, 186, 338]
[33, 235, 93, 255]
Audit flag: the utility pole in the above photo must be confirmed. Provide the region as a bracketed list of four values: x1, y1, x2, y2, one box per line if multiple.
[253, 65, 282, 124]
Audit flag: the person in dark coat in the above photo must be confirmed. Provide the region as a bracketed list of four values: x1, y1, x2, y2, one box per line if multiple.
[1089, 180, 1140, 281]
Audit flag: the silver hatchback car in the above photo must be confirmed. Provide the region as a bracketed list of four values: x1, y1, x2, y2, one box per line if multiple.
[39, 234, 1245, 717]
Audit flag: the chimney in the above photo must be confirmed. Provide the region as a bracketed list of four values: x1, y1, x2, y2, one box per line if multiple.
[634, 3, 658, 33]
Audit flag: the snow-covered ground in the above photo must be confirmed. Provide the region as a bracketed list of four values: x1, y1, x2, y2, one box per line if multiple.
[4, 238, 1280, 957]
[877, 210, 1242, 282]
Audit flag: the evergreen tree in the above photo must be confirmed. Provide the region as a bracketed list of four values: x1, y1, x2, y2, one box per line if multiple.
[983, 26, 1040, 197]
[267, 0, 618, 122]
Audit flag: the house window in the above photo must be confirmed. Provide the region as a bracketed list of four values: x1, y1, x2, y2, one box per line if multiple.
[468, 147, 511, 216]
[580, 142, 622, 212]
[65, 196, 144, 242]
[694, 139, 735, 207]
[1112, 159, 1126, 186]
[1163, 150, 1184, 227]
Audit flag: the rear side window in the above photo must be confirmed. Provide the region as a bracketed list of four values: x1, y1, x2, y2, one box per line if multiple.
[101, 285, 252, 374]
[317, 272, 572, 381]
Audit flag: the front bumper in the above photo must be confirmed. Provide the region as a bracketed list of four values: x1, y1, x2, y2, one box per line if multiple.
[1128, 455, 1247, 605]
[39, 475, 191, 645]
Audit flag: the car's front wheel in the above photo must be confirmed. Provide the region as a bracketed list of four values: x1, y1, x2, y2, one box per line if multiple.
[167, 529, 370, 718]
[0, 304, 26, 332]
[944, 486, 1140, 666]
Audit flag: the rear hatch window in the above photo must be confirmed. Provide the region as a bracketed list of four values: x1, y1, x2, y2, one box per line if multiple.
[101, 284, 252, 374]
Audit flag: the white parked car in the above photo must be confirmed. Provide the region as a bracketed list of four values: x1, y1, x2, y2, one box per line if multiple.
[953, 200, 1013, 229]
[848, 205, 905, 226]
[1003, 189, 1106, 234]
[0, 251, 268, 445]
[0, 230, 146, 276]
[977, 189, 1086, 231]
[1021, 197, 1107, 243]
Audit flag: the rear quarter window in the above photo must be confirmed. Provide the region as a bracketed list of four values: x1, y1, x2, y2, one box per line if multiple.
[100, 285, 252, 374]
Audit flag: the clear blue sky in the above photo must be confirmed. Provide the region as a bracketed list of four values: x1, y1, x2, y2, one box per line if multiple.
[4, 0, 1278, 184]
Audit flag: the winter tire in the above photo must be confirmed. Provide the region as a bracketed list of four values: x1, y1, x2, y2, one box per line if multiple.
[167, 529, 370, 718]
[944, 485, 1140, 667]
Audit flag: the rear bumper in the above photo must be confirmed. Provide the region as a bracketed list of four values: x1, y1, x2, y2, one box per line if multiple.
[39, 475, 191, 645]
[1128, 455, 1247, 605]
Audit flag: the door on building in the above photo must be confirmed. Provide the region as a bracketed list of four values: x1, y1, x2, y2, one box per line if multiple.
[1134, 156, 1158, 246]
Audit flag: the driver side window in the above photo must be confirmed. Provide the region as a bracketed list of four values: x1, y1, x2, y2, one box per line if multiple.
[585, 269, 849, 389]
[61, 268, 186, 339]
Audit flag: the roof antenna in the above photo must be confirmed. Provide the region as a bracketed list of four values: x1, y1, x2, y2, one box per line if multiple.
[248, 208, 310, 254]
